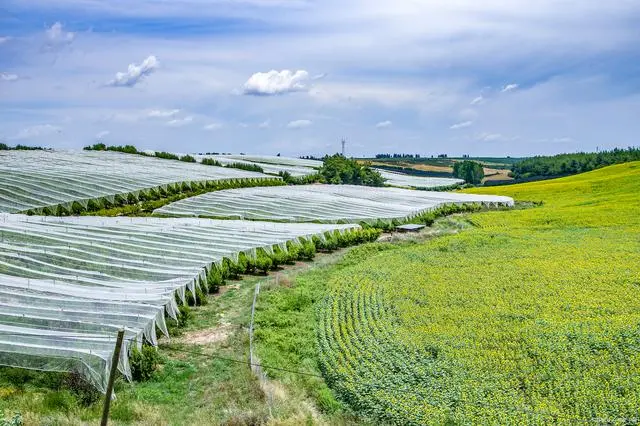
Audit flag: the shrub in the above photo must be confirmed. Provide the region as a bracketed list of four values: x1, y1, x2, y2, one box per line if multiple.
[130, 345, 160, 381]
[270, 247, 289, 268]
[453, 160, 484, 184]
[299, 240, 316, 260]
[201, 158, 222, 167]
[224, 162, 264, 173]
[207, 266, 224, 293]
[284, 242, 300, 263]
[255, 251, 273, 274]
[179, 154, 196, 163]
[155, 151, 180, 161]
[319, 154, 385, 186]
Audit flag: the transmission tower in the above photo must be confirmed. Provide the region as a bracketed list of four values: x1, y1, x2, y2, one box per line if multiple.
[341, 138, 346, 156]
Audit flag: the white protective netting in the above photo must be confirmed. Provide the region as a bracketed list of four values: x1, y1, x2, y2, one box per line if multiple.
[154, 184, 514, 223]
[375, 169, 464, 189]
[195, 155, 318, 177]
[0, 213, 359, 392]
[0, 150, 275, 214]
[223, 155, 323, 168]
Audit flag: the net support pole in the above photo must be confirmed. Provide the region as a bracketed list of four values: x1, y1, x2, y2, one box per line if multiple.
[101, 329, 125, 426]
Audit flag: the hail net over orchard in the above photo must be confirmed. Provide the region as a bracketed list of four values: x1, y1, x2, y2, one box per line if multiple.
[0, 214, 359, 392]
[0, 150, 274, 214]
[155, 184, 514, 223]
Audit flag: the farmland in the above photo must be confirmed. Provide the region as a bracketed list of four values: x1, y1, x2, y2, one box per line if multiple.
[254, 162, 640, 424]
[154, 184, 513, 223]
[0, 149, 638, 425]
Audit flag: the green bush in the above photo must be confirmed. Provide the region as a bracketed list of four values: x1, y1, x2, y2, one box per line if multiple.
[299, 240, 316, 260]
[155, 151, 180, 160]
[453, 160, 485, 184]
[285, 242, 300, 264]
[270, 247, 289, 268]
[255, 251, 273, 274]
[129, 345, 160, 381]
[179, 154, 196, 163]
[207, 266, 224, 293]
[201, 158, 222, 167]
[319, 154, 385, 186]
[224, 162, 264, 173]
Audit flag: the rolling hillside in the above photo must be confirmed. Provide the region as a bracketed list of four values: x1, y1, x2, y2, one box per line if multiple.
[256, 162, 640, 424]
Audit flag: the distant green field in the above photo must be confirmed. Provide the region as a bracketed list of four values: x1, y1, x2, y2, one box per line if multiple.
[257, 162, 640, 424]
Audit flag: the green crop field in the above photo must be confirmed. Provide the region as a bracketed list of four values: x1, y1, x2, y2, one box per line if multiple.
[256, 162, 640, 425]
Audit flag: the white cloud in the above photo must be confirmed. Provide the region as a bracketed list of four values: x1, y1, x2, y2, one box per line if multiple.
[470, 96, 484, 105]
[203, 123, 223, 130]
[258, 119, 271, 129]
[108, 55, 159, 87]
[476, 132, 520, 142]
[287, 119, 312, 129]
[166, 116, 193, 127]
[501, 84, 519, 93]
[44, 22, 74, 50]
[243, 70, 310, 96]
[0, 37, 11, 44]
[13, 124, 62, 140]
[450, 121, 473, 130]
[147, 109, 180, 118]
[1, 73, 18, 82]
[95, 130, 110, 140]
[376, 120, 392, 128]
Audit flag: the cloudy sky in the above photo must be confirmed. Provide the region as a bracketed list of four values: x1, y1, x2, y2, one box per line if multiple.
[1, 1, 639, 157]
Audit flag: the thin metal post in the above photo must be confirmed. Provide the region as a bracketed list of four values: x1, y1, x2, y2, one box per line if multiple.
[101, 329, 125, 426]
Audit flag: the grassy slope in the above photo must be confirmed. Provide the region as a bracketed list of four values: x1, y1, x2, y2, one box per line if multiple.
[256, 162, 640, 424]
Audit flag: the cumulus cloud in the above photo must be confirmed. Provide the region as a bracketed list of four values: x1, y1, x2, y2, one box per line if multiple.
[14, 124, 62, 140]
[1, 73, 18, 82]
[287, 119, 312, 129]
[166, 116, 193, 127]
[108, 56, 159, 87]
[44, 22, 74, 50]
[501, 84, 519, 93]
[376, 120, 392, 128]
[450, 121, 473, 130]
[95, 130, 110, 140]
[243, 70, 310, 96]
[470, 96, 484, 105]
[147, 109, 180, 118]
[203, 123, 223, 130]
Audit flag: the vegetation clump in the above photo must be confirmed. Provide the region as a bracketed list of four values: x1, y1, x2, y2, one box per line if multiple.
[224, 162, 264, 173]
[201, 158, 222, 167]
[453, 160, 485, 184]
[511, 147, 640, 179]
[319, 154, 385, 186]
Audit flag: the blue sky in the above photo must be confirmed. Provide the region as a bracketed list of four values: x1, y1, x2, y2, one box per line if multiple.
[1, 0, 639, 157]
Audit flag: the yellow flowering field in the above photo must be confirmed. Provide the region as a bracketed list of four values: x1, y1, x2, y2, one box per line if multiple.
[317, 162, 640, 424]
